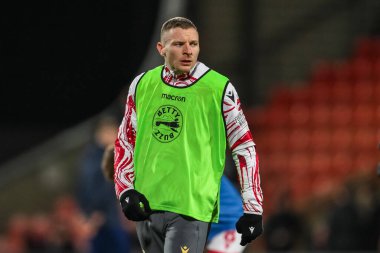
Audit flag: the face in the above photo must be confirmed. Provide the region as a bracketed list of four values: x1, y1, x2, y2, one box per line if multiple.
[157, 27, 200, 75]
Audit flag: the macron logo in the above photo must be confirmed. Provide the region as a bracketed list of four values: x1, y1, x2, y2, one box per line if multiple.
[249, 226, 255, 234]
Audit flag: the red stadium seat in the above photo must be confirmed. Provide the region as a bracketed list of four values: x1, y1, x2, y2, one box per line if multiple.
[265, 129, 289, 152]
[245, 107, 266, 132]
[373, 60, 380, 81]
[310, 61, 334, 84]
[288, 152, 311, 174]
[289, 85, 312, 104]
[310, 152, 332, 176]
[332, 61, 352, 83]
[288, 128, 310, 152]
[309, 83, 333, 105]
[352, 104, 375, 127]
[288, 103, 310, 127]
[352, 80, 375, 105]
[330, 81, 352, 104]
[353, 151, 378, 171]
[352, 127, 377, 152]
[310, 128, 331, 152]
[349, 57, 373, 82]
[264, 151, 289, 174]
[330, 127, 353, 152]
[310, 104, 331, 127]
[268, 86, 292, 108]
[353, 37, 375, 59]
[330, 104, 352, 126]
[375, 104, 380, 126]
[331, 151, 353, 178]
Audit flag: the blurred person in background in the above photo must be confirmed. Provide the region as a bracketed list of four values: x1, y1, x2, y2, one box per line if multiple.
[114, 16, 263, 252]
[76, 116, 132, 253]
[326, 173, 380, 251]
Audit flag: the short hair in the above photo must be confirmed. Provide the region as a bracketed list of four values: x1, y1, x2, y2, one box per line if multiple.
[160, 17, 197, 41]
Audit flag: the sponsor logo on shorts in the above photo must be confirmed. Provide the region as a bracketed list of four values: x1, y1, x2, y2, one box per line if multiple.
[181, 246, 189, 253]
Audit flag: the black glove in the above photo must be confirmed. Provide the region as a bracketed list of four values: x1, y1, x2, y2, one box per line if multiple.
[235, 213, 263, 246]
[120, 189, 152, 221]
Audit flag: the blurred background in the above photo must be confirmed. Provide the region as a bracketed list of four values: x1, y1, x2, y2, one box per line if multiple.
[1, 0, 380, 252]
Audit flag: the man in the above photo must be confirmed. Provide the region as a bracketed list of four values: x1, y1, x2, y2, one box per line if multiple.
[114, 17, 263, 253]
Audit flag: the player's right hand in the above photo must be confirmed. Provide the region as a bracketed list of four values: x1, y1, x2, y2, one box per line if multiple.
[120, 189, 152, 221]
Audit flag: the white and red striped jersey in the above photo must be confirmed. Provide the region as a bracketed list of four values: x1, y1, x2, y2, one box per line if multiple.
[114, 62, 263, 215]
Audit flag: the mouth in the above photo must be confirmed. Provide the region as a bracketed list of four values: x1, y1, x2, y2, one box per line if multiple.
[180, 60, 192, 66]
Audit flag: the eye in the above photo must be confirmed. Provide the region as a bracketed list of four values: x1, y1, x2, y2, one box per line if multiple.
[190, 41, 198, 47]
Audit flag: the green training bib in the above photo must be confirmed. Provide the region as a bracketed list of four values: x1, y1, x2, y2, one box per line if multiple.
[134, 66, 228, 222]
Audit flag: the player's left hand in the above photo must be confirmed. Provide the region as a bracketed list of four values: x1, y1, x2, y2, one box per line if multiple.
[235, 213, 263, 246]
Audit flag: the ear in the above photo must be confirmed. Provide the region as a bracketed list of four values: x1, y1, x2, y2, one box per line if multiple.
[156, 42, 166, 57]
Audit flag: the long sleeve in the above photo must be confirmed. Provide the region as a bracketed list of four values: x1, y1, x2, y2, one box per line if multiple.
[114, 73, 144, 198]
[223, 82, 263, 215]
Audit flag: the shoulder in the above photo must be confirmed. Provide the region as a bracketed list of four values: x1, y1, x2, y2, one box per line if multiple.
[194, 63, 228, 87]
[132, 65, 163, 85]
[192, 62, 209, 77]
[197, 62, 228, 80]
[128, 72, 147, 96]
[224, 82, 238, 97]
[132, 72, 147, 86]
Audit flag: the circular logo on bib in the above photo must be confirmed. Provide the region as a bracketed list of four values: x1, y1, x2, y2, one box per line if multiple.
[152, 105, 183, 143]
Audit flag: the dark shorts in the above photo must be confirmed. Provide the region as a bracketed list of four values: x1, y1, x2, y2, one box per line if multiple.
[136, 211, 210, 253]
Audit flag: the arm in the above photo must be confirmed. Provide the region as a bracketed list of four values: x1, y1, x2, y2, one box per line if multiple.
[223, 82, 263, 245]
[114, 73, 152, 221]
[223, 83, 263, 214]
[114, 73, 143, 198]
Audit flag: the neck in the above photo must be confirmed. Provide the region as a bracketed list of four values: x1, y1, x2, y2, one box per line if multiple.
[167, 67, 188, 77]
[165, 63, 198, 79]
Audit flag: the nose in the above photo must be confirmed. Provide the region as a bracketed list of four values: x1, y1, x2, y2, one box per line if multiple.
[183, 43, 192, 55]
